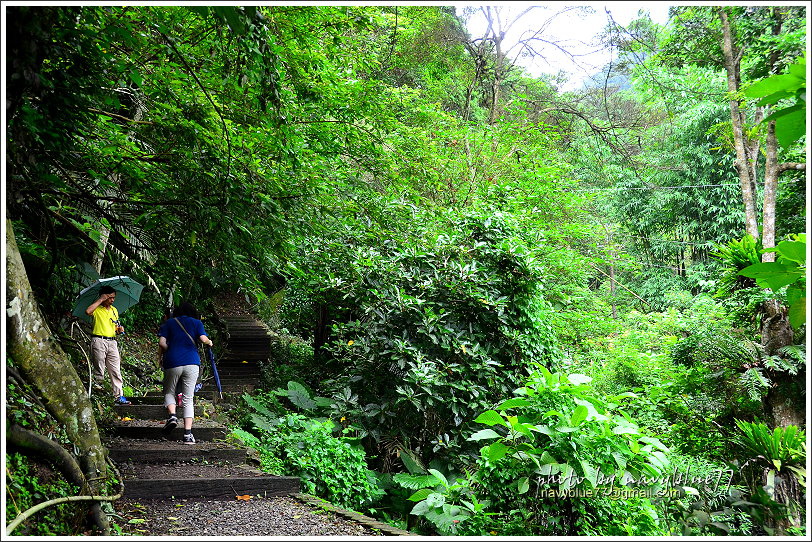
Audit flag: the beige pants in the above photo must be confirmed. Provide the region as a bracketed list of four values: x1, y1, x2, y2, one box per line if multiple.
[91, 337, 123, 397]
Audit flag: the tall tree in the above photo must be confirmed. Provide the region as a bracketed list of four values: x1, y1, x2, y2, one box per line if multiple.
[6, 221, 111, 534]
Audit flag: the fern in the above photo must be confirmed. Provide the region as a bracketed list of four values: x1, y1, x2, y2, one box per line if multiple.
[230, 428, 261, 448]
[763, 356, 801, 376]
[739, 368, 771, 401]
[734, 419, 806, 470]
[712, 235, 762, 298]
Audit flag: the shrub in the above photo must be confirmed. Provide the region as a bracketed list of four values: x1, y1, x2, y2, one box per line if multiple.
[316, 209, 561, 465]
[230, 393, 383, 510]
[397, 367, 673, 535]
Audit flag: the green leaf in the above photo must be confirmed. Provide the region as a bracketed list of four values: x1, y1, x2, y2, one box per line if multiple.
[776, 240, 806, 265]
[517, 476, 530, 494]
[775, 109, 806, 148]
[467, 428, 502, 441]
[186, 6, 210, 18]
[580, 459, 598, 487]
[394, 473, 438, 489]
[570, 405, 588, 426]
[411, 500, 431, 516]
[539, 451, 557, 465]
[788, 298, 806, 328]
[739, 262, 802, 290]
[129, 70, 143, 87]
[567, 373, 592, 386]
[407, 488, 434, 502]
[496, 398, 532, 409]
[425, 492, 445, 508]
[399, 447, 426, 475]
[213, 6, 246, 34]
[612, 451, 627, 470]
[428, 468, 448, 487]
[483, 441, 509, 462]
[286, 381, 316, 410]
[474, 410, 508, 426]
[745, 74, 803, 98]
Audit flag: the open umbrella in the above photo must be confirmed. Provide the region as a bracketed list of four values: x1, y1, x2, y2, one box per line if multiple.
[72, 275, 144, 323]
[207, 346, 223, 400]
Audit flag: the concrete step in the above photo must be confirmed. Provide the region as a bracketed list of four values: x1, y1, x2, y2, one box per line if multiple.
[223, 352, 270, 359]
[109, 418, 229, 441]
[106, 436, 248, 463]
[113, 403, 217, 420]
[119, 462, 300, 499]
[142, 390, 219, 401]
[201, 383, 257, 395]
[216, 366, 262, 375]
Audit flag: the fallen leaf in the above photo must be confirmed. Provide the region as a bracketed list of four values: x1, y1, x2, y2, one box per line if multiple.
[120, 417, 133, 422]
[127, 518, 145, 524]
[236, 494, 252, 501]
[167, 516, 179, 521]
[293, 515, 302, 519]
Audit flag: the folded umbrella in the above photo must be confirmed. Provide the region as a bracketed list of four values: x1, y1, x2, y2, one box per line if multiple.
[72, 275, 144, 324]
[207, 346, 223, 400]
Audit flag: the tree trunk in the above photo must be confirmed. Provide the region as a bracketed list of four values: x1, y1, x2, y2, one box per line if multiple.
[718, 7, 760, 240]
[313, 302, 329, 360]
[761, 121, 780, 261]
[6, 219, 110, 534]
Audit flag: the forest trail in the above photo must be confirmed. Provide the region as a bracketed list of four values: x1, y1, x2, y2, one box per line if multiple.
[102, 303, 410, 536]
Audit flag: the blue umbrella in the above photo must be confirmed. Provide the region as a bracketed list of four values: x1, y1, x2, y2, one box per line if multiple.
[207, 346, 222, 400]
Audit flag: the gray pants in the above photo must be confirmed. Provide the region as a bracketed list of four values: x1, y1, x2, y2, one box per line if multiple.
[163, 364, 200, 419]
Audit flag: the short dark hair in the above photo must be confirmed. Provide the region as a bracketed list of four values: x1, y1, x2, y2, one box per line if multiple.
[172, 302, 199, 319]
[100, 286, 116, 295]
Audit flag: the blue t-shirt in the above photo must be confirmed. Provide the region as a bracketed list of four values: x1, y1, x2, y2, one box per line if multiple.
[159, 316, 207, 368]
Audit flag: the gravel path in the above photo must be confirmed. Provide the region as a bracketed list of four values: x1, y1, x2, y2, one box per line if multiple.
[115, 495, 384, 536]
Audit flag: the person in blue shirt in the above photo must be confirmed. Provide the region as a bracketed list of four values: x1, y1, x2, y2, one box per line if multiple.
[157, 301, 213, 444]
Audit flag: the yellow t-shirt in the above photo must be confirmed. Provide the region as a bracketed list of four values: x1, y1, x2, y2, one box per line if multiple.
[91, 305, 119, 337]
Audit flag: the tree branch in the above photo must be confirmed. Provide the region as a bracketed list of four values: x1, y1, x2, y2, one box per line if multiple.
[776, 162, 805, 174]
[87, 108, 153, 125]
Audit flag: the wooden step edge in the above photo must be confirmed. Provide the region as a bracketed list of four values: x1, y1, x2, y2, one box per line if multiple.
[123, 476, 301, 500]
[108, 447, 247, 464]
[293, 493, 416, 536]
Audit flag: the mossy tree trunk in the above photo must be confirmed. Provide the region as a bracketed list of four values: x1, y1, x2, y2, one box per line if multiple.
[5, 219, 110, 534]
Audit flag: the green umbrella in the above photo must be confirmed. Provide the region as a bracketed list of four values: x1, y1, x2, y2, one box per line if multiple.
[72, 276, 144, 323]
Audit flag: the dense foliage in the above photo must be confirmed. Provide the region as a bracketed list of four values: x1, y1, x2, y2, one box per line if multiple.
[4, 4, 806, 537]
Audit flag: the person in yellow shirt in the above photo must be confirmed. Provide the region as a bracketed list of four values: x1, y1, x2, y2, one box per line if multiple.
[85, 286, 131, 404]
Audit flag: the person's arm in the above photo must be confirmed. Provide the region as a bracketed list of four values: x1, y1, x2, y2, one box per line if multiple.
[85, 293, 112, 316]
[199, 335, 214, 348]
[158, 337, 168, 367]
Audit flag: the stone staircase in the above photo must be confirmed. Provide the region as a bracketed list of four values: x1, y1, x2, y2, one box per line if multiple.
[106, 394, 299, 499]
[201, 314, 273, 398]
[104, 304, 413, 535]
[103, 309, 292, 499]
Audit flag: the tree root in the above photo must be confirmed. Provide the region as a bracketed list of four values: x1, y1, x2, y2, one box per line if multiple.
[5, 424, 120, 535]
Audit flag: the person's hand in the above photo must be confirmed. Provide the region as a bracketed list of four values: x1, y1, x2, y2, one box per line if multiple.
[116, 325, 125, 334]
